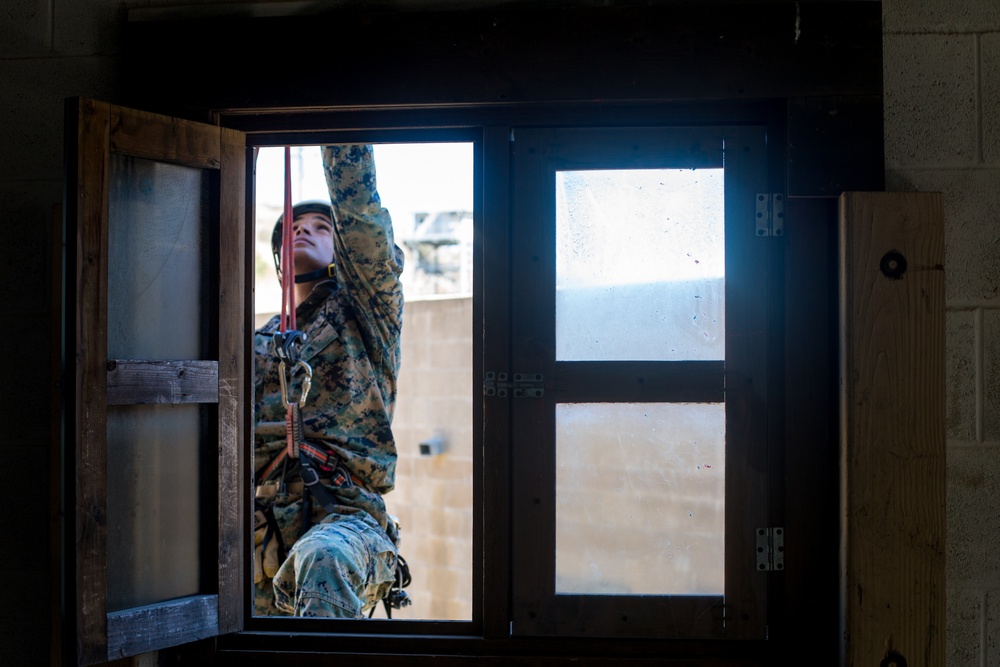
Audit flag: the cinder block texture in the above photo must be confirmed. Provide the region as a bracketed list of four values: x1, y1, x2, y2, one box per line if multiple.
[0, 182, 59, 312]
[0, 411, 51, 662]
[946, 309, 977, 441]
[0, 56, 117, 182]
[0, 0, 52, 57]
[990, 589, 1000, 666]
[946, 587, 983, 667]
[0, 311, 51, 433]
[53, 0, 123, 56]
[0, 563, 53, 664]
[985, 309, 1000, 441]
[982, 33, 1000, 164]
[0, 419, 50, 560]
[947, 446, 1000, 586]
[390, 297, 474, 621]
[883, 0, 1000, 33]
[886, 169, 1000, 301]
[884, 34, 978, 167]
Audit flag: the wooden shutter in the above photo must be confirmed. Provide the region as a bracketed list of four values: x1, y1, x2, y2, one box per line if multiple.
[66, 98, 247, 664]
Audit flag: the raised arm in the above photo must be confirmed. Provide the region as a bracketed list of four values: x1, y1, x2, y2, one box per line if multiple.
[323, 144, 405, 343]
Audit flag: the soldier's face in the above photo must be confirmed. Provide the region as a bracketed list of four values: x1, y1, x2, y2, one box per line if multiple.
[291, 212, 334, 275]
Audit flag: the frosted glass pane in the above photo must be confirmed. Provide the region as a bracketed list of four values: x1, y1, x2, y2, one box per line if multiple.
[107, 404, 204, 611]
[107, 153, 209, 360]
[556, 169, 724, 361]
[555, 403, 724, 595]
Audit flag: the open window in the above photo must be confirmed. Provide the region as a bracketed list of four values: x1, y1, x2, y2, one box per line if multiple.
[66, 100, 781, 663]
[249, 141, 477, 623]
[65, 98, 247, 664]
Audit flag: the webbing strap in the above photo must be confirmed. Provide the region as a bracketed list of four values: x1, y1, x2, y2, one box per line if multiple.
[299, 449, 341, 536]
[254, 498, 287, 564]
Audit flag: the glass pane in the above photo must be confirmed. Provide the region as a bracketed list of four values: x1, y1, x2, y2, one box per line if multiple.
[555, 402, 725, 595]
[107, 404, 204, 611]
[253, 144, 474, 620]
[107, 153, 210, 360]
[555, 169, 724, 361]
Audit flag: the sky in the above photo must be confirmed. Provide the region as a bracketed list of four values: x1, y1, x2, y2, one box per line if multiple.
[255, 143, 475, 240]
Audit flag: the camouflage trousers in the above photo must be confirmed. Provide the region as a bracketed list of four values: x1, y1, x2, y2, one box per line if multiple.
[254, 511, 398, 618]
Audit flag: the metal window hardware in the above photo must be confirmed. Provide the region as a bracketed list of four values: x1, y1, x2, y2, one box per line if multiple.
[483, 372, 544, 398]
[755, 193, 785, 237]
[755, 527, 785, 572]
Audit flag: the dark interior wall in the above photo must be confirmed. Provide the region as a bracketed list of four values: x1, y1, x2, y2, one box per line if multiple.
[121, 4, 882, 664]
[0, 1, 881, 664]
[127, 4, 879, 106]
[124, 3, 883, 198]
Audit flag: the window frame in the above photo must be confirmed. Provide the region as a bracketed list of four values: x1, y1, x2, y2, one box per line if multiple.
[240, 127, 489, 638]
[69, 100, 792, 665]
[219, 106, 787, 664]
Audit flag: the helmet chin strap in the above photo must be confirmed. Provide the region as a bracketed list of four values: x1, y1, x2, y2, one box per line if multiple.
[294, 263, 336, 284]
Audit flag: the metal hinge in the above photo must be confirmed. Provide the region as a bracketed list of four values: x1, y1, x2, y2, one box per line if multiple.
[755, 527, 785, 572]
[755, 193, 785, 237]
[483, 372, 544, 398]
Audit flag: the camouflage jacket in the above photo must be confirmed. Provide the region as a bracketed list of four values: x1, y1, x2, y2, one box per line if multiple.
[254, 145, 404, 541]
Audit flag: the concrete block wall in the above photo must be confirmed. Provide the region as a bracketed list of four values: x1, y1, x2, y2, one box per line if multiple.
[389, 296, 474, 620]
[0, 0, 123, 663]
[883, 0, 1000, 664]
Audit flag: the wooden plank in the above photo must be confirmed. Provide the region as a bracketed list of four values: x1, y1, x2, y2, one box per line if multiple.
[75, 96, 112, 666]
[217, 630, 774, 663]
[107, 594, 219, 659]
[216, 125, 247, 635]
[106, 360, 218, 405]
[110, 105, 221, 169]
[552, 361, 724, 403]
[718, 126, 770, 641]
[839, 192, 946, 667]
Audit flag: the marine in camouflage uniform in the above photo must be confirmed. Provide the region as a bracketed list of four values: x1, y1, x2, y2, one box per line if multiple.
[253, 144, 404, 617]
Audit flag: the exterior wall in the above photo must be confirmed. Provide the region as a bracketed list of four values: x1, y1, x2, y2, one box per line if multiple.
[389, 296, 475, 620]
[883, 1, 1000, 663]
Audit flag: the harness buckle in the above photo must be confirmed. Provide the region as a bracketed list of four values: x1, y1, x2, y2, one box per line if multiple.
[272, 330, 308, 364]
[300, 465, 321, 486]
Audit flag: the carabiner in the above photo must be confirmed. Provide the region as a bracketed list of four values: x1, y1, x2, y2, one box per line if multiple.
[278, 359, 313, 409]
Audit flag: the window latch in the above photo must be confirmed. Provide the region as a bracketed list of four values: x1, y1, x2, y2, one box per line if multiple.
[755, 193, 785, 237]
[756, 527, 785, 572]
[483, 372, 544, 398]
